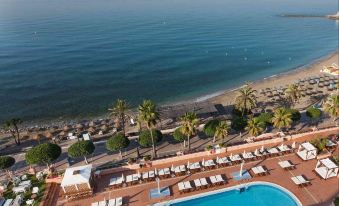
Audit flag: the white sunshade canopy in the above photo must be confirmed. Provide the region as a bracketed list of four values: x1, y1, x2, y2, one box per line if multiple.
[320, 158, 338, 169]
[301, 142, 316, 151]
[61, 164, 92, 187]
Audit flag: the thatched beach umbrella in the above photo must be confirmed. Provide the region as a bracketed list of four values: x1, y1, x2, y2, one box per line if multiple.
[89, 121, 96, 127]
[101, 125, 108, 131]
[44, 131, 54, 139]
[76, 123, 84, 131]
[88, 127, 96, 134]
[63, 125, 71, 132]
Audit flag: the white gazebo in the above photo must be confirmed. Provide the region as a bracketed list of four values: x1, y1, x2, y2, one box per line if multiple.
[315, 158, 338, 179]
[297, 142, 317, 161]
[61, 164, 93, 198]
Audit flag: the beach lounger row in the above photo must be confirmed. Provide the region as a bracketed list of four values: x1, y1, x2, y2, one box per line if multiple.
[178, 175, 227, 194]
[291, 175, 311, 187]
[91, 197, 123, 206]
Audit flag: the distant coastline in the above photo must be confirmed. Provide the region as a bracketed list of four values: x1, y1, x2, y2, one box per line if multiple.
[15, 49, 338, 130]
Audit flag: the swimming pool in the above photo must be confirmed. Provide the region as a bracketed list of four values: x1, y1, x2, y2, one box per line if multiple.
[154, 182, 302, 206]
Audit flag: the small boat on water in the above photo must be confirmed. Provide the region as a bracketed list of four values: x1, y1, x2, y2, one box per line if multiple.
[327, 11, 339, 20]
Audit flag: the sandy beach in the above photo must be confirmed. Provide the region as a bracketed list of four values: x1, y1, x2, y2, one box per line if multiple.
[208, 51, 338, 106]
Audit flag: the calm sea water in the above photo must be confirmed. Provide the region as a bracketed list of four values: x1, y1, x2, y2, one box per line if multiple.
[170, 184, 299, 206]
[0, 0, 338, 122]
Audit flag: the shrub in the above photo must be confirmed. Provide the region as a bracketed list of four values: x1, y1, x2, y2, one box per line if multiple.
[0, 156, 15, 170]
[231, 116, 247, 132]
[256, 112, 273, 127]
[68, 140, 95, 159]
[173, 127, 186, 142]
[205, 145, 213, 151]
[106, 133, 130, 152]
[306, 107, 322, 119]
[138, 129, 163, 147]
[203, 120, 220, 137]
[25, 143, 61, 166]
[310, 138, 328, 152]
[285, 108, 301, 122]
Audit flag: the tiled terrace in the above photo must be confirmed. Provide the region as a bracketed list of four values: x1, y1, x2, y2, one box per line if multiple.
[58, 131, 339, 206]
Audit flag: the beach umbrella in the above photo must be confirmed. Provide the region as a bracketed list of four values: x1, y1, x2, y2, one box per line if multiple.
[187, 161, 190, 169]
[261, 145, 264, 152]
[202, 158, 205, 167]
[76, 124, 84, 130]
[291, 142, 296, 149]
[230, 153, 233, 159]
[59, 131, 66, 136]
[88, 127, 96, 133]
[171, 164, 174, 172]
[101, 125, 108, 131]
[44, 131, 53, 139]
[216, 156, 219, 163]
[32, 133, 43, 141]
[254, 149, 258, 156]
[137, 171, 141, 178]
[63, 125, 71, 132]
[121, 173, 125, 182]
[101, 120, 108, 125]
[89, 121, 96, 127]
[154, 168, 158, 176]
[243, 150, 246, 156]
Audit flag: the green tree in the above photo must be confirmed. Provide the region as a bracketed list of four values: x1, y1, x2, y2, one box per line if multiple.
[138, 100, 160, 158]
[68, 141, 95, 164]
[323, 95, 339, 122]
[3, 118, 23, 145]
[231, 116, 247, 136]
[234, 86, 257, 116]
[285, 108, 301, 122]
[138, 129, 162, 147]
[246, 117, 264, 137]
[108, 99, 129, 136]
[214, 121, 230, 143]
[180, 112, 199, 151]
[256, 112, 273, 128]
[25, 143, 61, 169]
[285, 84, 302, 106]
[306, 107, 322, 126]
[173, 127, 186, 148]
[272, 108, 293, 131]
[203, 119, 220, 138]
[0, 156, 15, 175]
[106, 133, 130, 159]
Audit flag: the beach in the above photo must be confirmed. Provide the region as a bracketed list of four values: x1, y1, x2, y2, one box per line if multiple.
[208, 51, 338, 107]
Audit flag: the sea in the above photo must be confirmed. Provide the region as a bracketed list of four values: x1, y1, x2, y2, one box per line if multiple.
[0, 0, 338, 123]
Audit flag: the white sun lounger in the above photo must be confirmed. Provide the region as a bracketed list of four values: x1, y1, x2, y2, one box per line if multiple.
[91, 202, 99, 206]
[291, 177, 302, 185]
[184, 181, 192, 190]
[194, 179, 201, 187]
[108, 199, 116, 206]
[215, 175, 224, 183]
[98, 201, 107, 206]
[251, 167, 261, 175]
[178, 182, 185, 192]
[209, 176, 218, 184]
[200, 178, 208, 187]
[116, 197, 123, 206]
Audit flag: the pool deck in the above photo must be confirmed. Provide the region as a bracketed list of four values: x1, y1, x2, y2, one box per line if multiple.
[58, 132, 339, 206]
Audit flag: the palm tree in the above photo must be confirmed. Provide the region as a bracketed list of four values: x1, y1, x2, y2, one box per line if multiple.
[214, 121, 230, 143]
[285, 84, 301, 106]
[235, 85, 257, 116]
[323, 95, 339, 123]
[246, 117, 264, 137]
[272, 108, 292, 131]
[180, 112, 199, 151]
[138, 100, 160, 158]
[3, 118, 23, 145]
[108, 99, 129, 136]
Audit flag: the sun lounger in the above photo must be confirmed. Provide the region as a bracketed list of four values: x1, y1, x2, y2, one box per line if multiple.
[257, 166, 268, 175]
[251, 167, 261, 176]
[184, 181, 192, 191]
[178, 182, 185, 193]
[209, 176, 218, 185]
[267, 147, 280, 156]
[291, 177, 302, 186]
[91, 202, 99, 206]
[194, 179, 201, 189]
[215, 175, 225, 184]
[116, 197, 123, 206]
[278, 161, 295, 170]
[108, 199, 116, 206]
[291, 176, 311, 187]
[98, 200, 107, 206]
[200, 178, 208, 188]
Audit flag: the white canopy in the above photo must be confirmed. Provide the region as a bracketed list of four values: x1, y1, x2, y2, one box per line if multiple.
[61, 164, 92, 187]
[301, 142, 316, 151]
[320, 158, 338, 170]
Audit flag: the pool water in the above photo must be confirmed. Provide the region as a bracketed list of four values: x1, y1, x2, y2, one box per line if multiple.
[170, 184, 299, 206]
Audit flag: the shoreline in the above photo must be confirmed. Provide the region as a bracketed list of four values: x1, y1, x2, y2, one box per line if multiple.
[8, 50, 339, 130]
